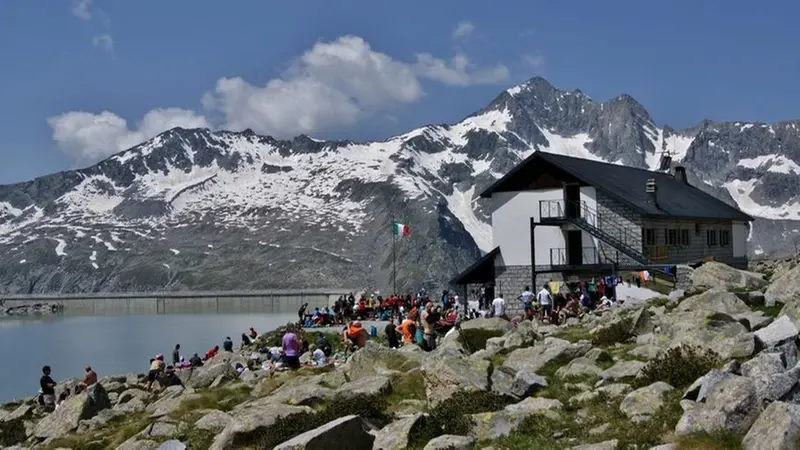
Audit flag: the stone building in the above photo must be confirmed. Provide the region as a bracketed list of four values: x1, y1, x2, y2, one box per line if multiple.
[451, 151, 752, 314]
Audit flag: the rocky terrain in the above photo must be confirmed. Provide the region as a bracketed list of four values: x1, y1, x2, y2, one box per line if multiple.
[2, 77, 800, 294]
[4, 261, 800, 449]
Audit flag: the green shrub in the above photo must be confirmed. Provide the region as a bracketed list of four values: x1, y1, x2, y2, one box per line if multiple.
[457, 328, 505, 352]
[635, 344, 721, 389]
[591, 318, 634, 346]
[0, 418, 26, 447]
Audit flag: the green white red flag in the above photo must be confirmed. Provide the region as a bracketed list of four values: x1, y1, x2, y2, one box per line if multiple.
[392, 223, 410, 237]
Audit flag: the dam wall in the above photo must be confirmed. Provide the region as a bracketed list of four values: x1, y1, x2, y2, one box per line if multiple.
[0, 289, 357, 316]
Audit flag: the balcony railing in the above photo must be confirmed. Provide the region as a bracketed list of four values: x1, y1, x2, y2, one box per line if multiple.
[538, 199, 598, 227]
[548, 247, 599, 266]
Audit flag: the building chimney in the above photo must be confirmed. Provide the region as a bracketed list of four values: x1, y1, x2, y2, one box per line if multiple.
[646, 178, 658, 207]
[673, 166, 688, 184]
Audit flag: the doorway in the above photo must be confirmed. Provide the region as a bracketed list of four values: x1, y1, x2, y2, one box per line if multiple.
[565, 184, 580, 219]
[567, 230, 583, 265]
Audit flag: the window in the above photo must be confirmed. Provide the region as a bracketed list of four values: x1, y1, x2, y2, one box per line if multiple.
[667, 229, 678, 246]
[643, 228, 656, 246]
[707, 229, 717, 247]
[720, 230, 730, 246]
[680, 229, 690, 246]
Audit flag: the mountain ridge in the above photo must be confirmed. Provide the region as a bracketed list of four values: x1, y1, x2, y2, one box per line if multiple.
[1, 76, 799, 294]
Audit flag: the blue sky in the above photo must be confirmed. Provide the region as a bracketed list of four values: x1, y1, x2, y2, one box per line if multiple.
[1, 0, 799, 185]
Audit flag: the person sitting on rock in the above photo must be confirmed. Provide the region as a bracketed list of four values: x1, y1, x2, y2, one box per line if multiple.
[241, 333, 252, 347]
[76, 365, 97, 394]
[205, 345, 219, 360]
[248, 327, 258, 340]
[558, 295, 582, 324]
[223, 336, 234, 352]
[39, 365, 57, 410]
[189, 353, 204, 367]
[343, 320, 368, 349]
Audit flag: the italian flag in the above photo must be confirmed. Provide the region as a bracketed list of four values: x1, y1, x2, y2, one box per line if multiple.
[392, 223, 410, 237]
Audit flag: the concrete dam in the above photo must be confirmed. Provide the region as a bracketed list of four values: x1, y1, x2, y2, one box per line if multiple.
[0, 289, 356, 316]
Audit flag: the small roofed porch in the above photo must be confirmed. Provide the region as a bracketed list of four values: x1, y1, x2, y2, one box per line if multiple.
[450, 247, 500, 302]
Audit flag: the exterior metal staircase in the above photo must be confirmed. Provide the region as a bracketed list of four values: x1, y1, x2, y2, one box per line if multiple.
[542, 199, 650, 265]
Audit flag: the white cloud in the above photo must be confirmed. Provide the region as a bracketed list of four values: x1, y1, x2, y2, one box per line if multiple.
[47, 108, 209, 163]
[452, 21, 475, 40]
[71, 0, 92, 20]
[92, 34, 114, 52]
[522, 53, 545, 71]
[48, 35, 510, 163]
[415, 52, 509, 87]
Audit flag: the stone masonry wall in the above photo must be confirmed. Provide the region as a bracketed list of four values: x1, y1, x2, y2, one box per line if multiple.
[595, 191, 643, 266]
[494, 265, 531, 316]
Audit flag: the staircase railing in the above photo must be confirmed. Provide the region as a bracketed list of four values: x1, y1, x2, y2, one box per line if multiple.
[567, 199, 649, 265]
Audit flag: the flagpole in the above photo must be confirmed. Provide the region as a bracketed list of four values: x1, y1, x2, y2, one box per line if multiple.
[392, 222, 397, 296]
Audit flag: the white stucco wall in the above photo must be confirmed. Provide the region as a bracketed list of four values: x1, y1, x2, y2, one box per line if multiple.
[732, 221, 748, 257]
[491, 189, 565, 266]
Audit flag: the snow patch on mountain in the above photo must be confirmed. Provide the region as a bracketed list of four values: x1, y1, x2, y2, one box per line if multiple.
[724, 179, 800, 220]
[446, 186, 492, 252]
[738, 155, 800, 175]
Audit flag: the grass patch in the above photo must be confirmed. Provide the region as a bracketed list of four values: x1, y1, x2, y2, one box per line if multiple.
[385, 370, 427, 414]
[592, 317, 635, 347]
[553, 326, 592, 343]
[169, 384, 252, 422]
[674, 430, 744, 449]
[635, 345, 721, 389]
[753, 303, 783, 318]
[173, 428, 216, 449]
[458, 328, 505, 352]
[490, 352, 508, 368]
[491, 388, 685, 449]
[408, 391, 512, 448]
[42, 412, 152, 450]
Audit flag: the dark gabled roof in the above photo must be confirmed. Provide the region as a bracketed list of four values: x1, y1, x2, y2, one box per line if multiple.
[450, 247, 500, 286]
[480, 151, 754, 222]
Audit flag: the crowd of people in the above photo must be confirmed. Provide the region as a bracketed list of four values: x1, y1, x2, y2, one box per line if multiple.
[35, 278, 636, 409]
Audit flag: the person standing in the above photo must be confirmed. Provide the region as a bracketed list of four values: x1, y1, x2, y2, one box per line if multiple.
[281, 323, 301, 369]
[39, 365, 57, 409]
[491, 294, 506, 319]
[223, 336, 233, 352]
[172, 344, 181, 365]
[519, 286, 535, 320]
[537, 285, 553, 322]
[385, 319, 400, 349]
[420, 303, 437, 351]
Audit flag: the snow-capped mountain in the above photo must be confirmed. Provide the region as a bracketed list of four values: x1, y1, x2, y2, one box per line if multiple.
[1, 76, 799, 294]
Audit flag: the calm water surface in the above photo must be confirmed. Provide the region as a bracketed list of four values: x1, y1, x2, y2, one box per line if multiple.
[0, 313, 296, 403]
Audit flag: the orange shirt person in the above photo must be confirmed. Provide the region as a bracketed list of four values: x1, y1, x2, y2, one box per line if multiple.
[343, 321, 368, 348]
[396, 318, 416, 344]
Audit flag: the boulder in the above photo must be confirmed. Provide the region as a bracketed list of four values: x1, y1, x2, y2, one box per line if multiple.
[659, 310, 755, 360]
[675, 289, 752, 316]
[595, 383, 632, 400]
[458, 318, 515, 333]
[599, 360, 646, 381]
[469, 397, 563, 441]
[33, 383, 111, 440]
[510, 368, 548, 398]
[689, 262, 766, 292]
[619, 382, 673, 422]
[250, 382, 334, 408]
[741, 401, 800, 450]
[335, 375, 391, 400]
[371, 414, 425, 450]
[273, 415, 374, 450]
[423, 434, 476, 450]
[754, 315, 799, 349]
[554, 358, 603, 379]
[343, 342, 418, 381]
[675, 375, 761, 436]
[765, 263, 800, 307]
[421, 353, 490, 408]
[195, 410, 234, 433]
[500, 339, 590, 375]
[209, 404, 312, 450]
[683, 370, 735, 403]
[185, 363, 239, 389]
